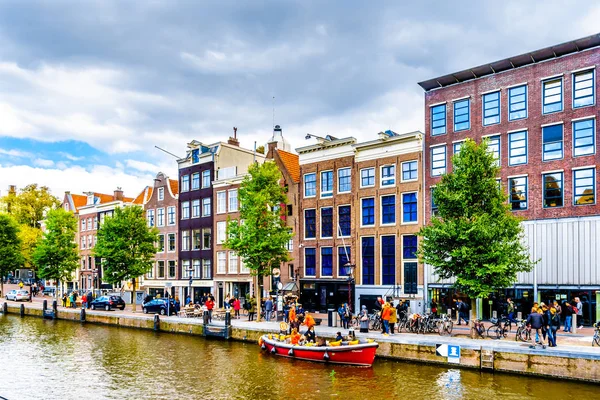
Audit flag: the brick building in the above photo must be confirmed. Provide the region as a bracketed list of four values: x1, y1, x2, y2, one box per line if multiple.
[419, 33, 600, 324]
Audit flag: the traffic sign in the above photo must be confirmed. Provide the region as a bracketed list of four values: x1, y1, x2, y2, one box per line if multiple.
[435, 344, 448, 357]
[436, 343, 460, 364]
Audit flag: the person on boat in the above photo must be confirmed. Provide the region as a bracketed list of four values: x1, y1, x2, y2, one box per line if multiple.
[303, 312, 316, 330]
[290, 328, 301, 345]
[316, 337, 327, 347]
[304, 326, 316, 343]
[359, 305, 369, 333]
[335, 332, 344, 342]
[296, 304, 305, 316]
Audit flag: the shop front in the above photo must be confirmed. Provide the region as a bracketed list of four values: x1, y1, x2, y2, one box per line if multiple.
[299, 279, 354, 313]
[538, 287, 599, 326]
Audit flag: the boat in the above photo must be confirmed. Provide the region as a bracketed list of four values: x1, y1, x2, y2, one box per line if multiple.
[259, 334, 378, 367]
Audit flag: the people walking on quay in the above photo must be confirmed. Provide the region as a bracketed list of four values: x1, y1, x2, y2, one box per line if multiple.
[549, 307, 560, 347]
[86, 292, 93, 309]
[265, 296, 273, 321]
[283, 301, 290, 323]
[526, 307, 546, 349]
[81, 293, 87, 309]
[224, 294, 231, 309]
[381, 303, 391, 336]
[563, 302, 573, 332]
[233, 297, 241, 319]
[359, 305, 369, 333]
[541, 303, 550, 342]
[553, 301, 562, 323]
[375, 296, 384, 310]
[574, 297, 584, 329]
[388, 301, 397, 335]
[248, 297, 256, 321]
[507, 298, 516, 323]
[62, 293, 67, 308]
[338, 303, 350, 329]
[205, 296, 214, 322]
[456, 299, 469, 325]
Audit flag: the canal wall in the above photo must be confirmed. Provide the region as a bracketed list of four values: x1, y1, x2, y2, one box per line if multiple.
[3, 303, 599, 384]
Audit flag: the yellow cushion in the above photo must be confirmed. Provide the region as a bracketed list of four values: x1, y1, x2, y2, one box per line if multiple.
[348, 340, 359, 345]
[329, 341, 341, 347]
[367, 339, 374, 343]
[279, 335, 286, 341]
[268, 334, 272, 340]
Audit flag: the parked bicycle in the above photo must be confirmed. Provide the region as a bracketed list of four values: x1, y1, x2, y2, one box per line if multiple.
[436, 313, 454, 336]
[487, 315, 511, 340]
[593, 322, 600, 347]
[368, 309, 382, 331]
[471, 319, 485, 338]
[515, 318, 531, 342]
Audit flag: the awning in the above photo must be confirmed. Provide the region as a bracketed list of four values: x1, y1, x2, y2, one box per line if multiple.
[281, 282, 299, 292]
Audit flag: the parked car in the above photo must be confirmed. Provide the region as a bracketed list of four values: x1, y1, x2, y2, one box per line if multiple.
[90, 295, 126, 311]
[142, 298, 176, 315]
[6, 289, 30, 301]
[42, 287, 56, 296]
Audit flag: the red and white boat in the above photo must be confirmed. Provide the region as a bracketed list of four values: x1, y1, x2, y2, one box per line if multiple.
[259, 334, 378, 367]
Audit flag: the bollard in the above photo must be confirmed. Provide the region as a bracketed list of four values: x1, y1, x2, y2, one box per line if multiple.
[225, 309, 231, 326]
[492, 310, 497, 319]
[80, 308, 86, 322]
[517, 312, 522, 320]
[52, 300, 58, 314]
[573, 314, 577, 334]
[203, 310, 209, 325]
[43, 300, 48, 312]
[2, 302, 7, 314]
[153, 314, 160, 331]
[20, 304, 25, 317]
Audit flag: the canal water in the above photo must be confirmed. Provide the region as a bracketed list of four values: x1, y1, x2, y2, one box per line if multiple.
[0, 315, 596, 400]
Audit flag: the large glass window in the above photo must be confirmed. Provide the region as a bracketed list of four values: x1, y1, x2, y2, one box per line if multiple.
[431, 146, 446, 176]
[202, 198, 211, 216]
[381, 235, 395, 285]
[402, 160, 418, 181]
[453, 141, 463, 155]
[338, 168, 351, 193]
[167, 206, 176, 225]
[192, 229, 201, 250]
[192, 199, 200, 218]
[483, 91, 500, 125]
[228, 252, 238, 274]
[574, 168, 595, 205]
[321, 171, 333, 197]
[181, 175, 190, 192]
[361, 198, 375, 226]
[320, 207, 333, 238]
[508, 85, 527, 120]
[360, 168, 375, 187]
[487, 135, 500, 166]
[543, 172, 563, 208]
[381, 165, 395, 186]
[202, 259, 212, 279]
[542, 124, 563, 161]
[542, 78, 563, 114]
[338, 205, 351, 237]
[509, 176, 528, 211]
[157, 234, 165, 252]
[304, 173, 316, 197]
[321, 247, 333, 276]
[508, 131, 527, 166]
[181, 202, 190, 220]
[305, 248, 316, 276]
[217, 251, 226, 274]
[431, 104, 446, 136]
[453, 99, 470, 131]
[361, 237, 375, 285]
[202, 170, 211, 188]
[168, 233, 176, 252]
[217, 191, 226, 213]
[338, 247, 351, 277]
[216, 221, 226, 244]
[181, 230, 190, 251]
[228, 189, 238, 212]
[202, 228, 211, 249]
[403, 235, 418, 259]
[404, 262, 418, 294]
[304, 209, 316, 239]
[431, 188, 438, 216]
[147, 209, 155, 227]
[573, 70, 595, 108]
[381, 195, 396, 225]
[402, 192, 418, 223]
[191, 173, 200, 190]
[573, 119, 595, 157]
[157, 208, 164, 227]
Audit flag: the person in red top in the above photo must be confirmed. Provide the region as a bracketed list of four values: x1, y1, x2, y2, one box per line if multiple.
[290, 328, 301, 345]
[233, 298, 241, 319]
[303, 312, 315, 330]
[380, 303, 391, 336]
[205, 297, 215, 322]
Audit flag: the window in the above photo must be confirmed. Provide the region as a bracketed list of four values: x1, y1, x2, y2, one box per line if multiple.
[81, 237, 86, 249]
[181, 230, 190, 251]
[338, 168, 351, 193]
[202, 170, 211, 188]
[217, 221, 226, 244]
[203, 259, 212, 279]
[147, 262, 153, 279]
[193, 259, 201, 279]
[158, 187, 164, 201]
[573, 119, 595, 157]
[543, 172, 563, 208]
[168, 233, 176, 252]
[181, 175, 190, 192]
[202, 228, 211, 249]
[573, 70, 595, 108]
[157, 208, 165, 227]
[321, 171, 333, 197]
[228, 189, 238, 212]
[509, 176, 528, 210]
[305, 248, 316, 276]
[361, 198, 375, 226]
[87, 217, 92, 230]
[381, 235, 395, 285]
[542, 78, 563, 114]
[192, 229, 201, 250]
[157, 261, 165, 279]
[304, 173, 316, 197]
[147, 209, 155, 227]
[509, 85, 527, 120]
[217, 191, 226, 213]
[287, 229, 293, 252]
[508, 131, 527, 166]
[229, 252, 238, 274]
[321, 247, 333, 276]
[574, 168, 596, 205]
[431, 188, 439, 216]
[483, 91, 500, 125]
[402, 161, 418, 182]
[167, 206, 176, 225]
[338, 247, 351, 277]
[453, 99, 470, 131]
[191, 173, 200, 190]
[88, 235, 92, 248]
[192, 199, 200, 218]
[157, 234, 165, 252]
[381, 165, 395, 186]
[304, 209, 316, 239]
[360, 168, 375, 187]
[202, 198, 211, 216]
[182, 260, 190, 278]
[542, 124, 563, 161]
[338, 205, 351, 237]
[181, 202, 190, 219]
[404, 262, 418, 295]
[93, 216, 97, 230]
[191, 148, 200, 164]
[431, 104, 446, 135]
[381, 195, 396, 225]
[361, 237, 375, 285]
[320, 207, 333, 238]
[168, 261, 176, 279]
[217, 251, 226, 274]
[431, 146, 446, 176]
[453, 141, 463, 155]
[487, 135, 500, 166]
[403, 235, 418, 259]
[81, 218, 86, 231]
[402, 193, 418, 223]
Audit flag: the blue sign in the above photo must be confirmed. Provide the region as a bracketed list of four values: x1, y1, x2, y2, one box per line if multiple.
[448, 345, 460, 363]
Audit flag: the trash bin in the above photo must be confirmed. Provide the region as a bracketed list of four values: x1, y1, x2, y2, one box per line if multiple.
[328, 309, 335, 327]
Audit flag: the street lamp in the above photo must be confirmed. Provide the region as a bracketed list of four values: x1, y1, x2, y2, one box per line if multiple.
[187, 266, 194, 305]
[344, 263, 356, 311]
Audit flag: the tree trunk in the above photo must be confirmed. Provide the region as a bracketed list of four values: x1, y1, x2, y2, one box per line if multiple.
[470, 298, 477, 339]
[1, 281, 3, 299]
[255, 274, 261, 323]
[131, 278, 136, 313]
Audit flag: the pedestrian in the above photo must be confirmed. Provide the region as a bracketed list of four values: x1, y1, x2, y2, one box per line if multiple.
[375, 296, 384, 310]
[81, 293, 87, 309]
[430, 299, 437, 314]
[526, 307, 546, 349]
[563, 302, 573, 332]
[62, 293, 67, 308]
[69, 292, 75, 308]
[507, 298, 516, 323]
[553, 300, 562, 324]
[87, 292, 93, 309]
[381, 303, 391, 336]
[185, 295, 191, 306]
[248, 296, 256, 321]
[457, 299, 469, 325]
[338, 303, 349, 329]
[541, 303, 550, 342]
[549, 307, 560, 347]
[388, 301, 397, 334]
[18, 281, 24, 289]
[574, 297, 584, 329]
[233, 297, 241, 319]
[359, 305, 369, 333]
[265, 296, 273, 321]
[205, 296, 215, 322]
[283, 300, 290, 323]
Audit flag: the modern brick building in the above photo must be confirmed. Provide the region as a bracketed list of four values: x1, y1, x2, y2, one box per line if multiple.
[419, 33, 600, 324]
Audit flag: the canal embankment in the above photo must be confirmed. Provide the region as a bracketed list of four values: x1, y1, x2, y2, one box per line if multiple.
[2, 301, 599, 384]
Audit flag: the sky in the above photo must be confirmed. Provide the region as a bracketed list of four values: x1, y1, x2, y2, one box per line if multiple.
[0, 1, 598, 200]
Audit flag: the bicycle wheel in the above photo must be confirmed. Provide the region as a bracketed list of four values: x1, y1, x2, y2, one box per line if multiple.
[446, 320, 453, 335]
[487, 325, 500, 339]
[593, 334, 600, 347]
[519, 329, 530, 342]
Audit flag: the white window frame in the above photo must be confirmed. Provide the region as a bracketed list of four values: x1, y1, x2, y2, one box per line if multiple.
[303, 208, 316, 240]
[181, 175, 190, 192]
[303, 173, 316, 198]
[337, 204, 351, 238]
[191, 172, 200, 190]
[217, 191, 227, 214]
[380, 194, 396, 226]
[202, 197, 211, 217]
[181, 202, 190, 220]
[157, 187, 164, 201]
[181, 230, 190, 251]
[360, 197, 375, 228]
[320, 206, 334, 239]
[304, 247, 316, 277]
[228, 189, 238, 212]
[228, 252, 238, 274]
[202, 170, 211, 188]
[157, 234, 165, 253]
[217, 251, 227, 274]
[167, 233, 176, 252]
[157, 207, 165, 227]
[167, 206, 176, 225]
[320, 170, 333, 198]
[147, 209, 155, 227]
[192, 199, 201, 218]
[360, 167, 375, 188]
[337, 167, 352, 194]
[217, 221, 227, 244]
[400, 160, 418, 183]
[380, 164, 396, 187]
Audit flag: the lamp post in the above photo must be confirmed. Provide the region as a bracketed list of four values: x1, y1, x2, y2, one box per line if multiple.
[344, 263, 356, 312]
[187, 266, 194, 305]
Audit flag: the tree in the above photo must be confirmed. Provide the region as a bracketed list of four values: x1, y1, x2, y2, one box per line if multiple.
[0, 214, 24, 297]
[1, 184, 60, 228]
[18, 225, 43, 269]
[32, 208, 79, 297]
[418, 139, 536, 321]
[94, 206, 158, 312]
[225, 161, 292, 322]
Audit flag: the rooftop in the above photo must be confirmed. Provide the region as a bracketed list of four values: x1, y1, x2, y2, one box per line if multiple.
[277, 149, 300, 183]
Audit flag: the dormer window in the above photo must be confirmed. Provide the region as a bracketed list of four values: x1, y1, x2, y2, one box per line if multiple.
[158, 187, 164, 201]
[87, 194, 94, 205]
[192, 149, 200, 164]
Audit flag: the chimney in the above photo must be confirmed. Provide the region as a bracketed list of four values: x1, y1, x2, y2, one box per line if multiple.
[114, 187, 124, 201]
[8, 185, 16, 195]
[228, 126, 240, 147]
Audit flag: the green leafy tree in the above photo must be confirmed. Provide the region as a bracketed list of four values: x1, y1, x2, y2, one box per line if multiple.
[418, 139, 536, 320]
[32, 208, 79, 297]
[225, 161, 292, 322]
[0, 213, 24, 297]
[94, 206, 158, 312]
[1, 184, 60, 228]
[18, 225, 43, 269]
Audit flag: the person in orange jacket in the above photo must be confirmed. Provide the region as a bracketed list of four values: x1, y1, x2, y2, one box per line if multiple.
[381, 303, 391, 336]
[303, 311, 316, 330]
[290, 328, 301, 345]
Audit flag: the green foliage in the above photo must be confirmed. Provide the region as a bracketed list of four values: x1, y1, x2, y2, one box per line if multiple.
[0, 213, 24, 278]
[225, 161, 292, 277]
[94, 206, 158, 285]
[418, 139, 536, 299]
[1, 184, 60, 228]
[18, 225, 43, 269]
[32, 208, 79, 284]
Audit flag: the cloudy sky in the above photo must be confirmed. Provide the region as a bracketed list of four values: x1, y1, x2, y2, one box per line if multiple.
[0, 1, 598, 199]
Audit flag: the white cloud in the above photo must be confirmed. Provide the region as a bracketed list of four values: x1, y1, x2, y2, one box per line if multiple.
[125, 159, 161, 173]
[0, 147, 34, 158]
[33, 158, 55, 167]
[58, 152, 84, 161]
